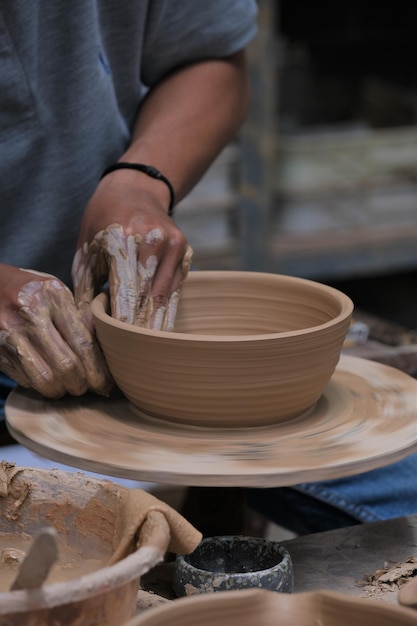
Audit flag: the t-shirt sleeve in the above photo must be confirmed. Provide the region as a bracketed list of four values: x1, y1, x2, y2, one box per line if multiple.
[141, 0, 258, 86]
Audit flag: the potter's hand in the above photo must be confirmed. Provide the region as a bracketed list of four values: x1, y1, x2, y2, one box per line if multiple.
[0, 264, 113, 398]
[72, 171, 193, 330]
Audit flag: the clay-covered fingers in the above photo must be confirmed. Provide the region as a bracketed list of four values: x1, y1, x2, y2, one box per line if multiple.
[0, 332, 45, 392]
[0, 274, 112, 398]
[74, 224, 142, 326]
[45, 281, 113, 394]
[72, 237, 109, 330]
[2, 323, 79, 398]
[135, 231, 193, 331]
[147, 243, 193, 331]
[101, 225, 142, 324]
[73, 223, 193, 331]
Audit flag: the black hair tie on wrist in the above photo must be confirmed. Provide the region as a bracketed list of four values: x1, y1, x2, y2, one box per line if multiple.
[100, 162, 175, 217]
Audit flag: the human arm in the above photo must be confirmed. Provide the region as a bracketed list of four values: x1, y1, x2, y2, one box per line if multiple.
[73, 50, 250, 329]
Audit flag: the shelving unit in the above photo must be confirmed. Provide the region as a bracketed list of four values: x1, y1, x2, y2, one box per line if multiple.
[177, 0, 417, 281]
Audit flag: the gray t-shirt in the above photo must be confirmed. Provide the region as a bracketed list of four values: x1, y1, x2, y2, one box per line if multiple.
[0, 1, 257, 286]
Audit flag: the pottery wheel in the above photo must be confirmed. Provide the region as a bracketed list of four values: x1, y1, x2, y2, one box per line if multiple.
[5, 355, 417, 487]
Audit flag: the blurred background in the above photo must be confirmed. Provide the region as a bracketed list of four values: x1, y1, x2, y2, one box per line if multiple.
[175, 0, 417, 331]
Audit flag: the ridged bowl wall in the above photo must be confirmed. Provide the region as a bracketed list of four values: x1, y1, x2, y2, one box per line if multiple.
[91, 271, 353, 428]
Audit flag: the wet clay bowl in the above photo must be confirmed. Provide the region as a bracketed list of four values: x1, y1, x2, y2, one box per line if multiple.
[126, 587, 417, 626]
[91, 271, 353, 427]
[173, 535, 294, 596]
[0, 466, 174, 626]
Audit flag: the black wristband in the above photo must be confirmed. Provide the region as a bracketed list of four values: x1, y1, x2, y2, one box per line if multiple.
[100, 162, 175, 217]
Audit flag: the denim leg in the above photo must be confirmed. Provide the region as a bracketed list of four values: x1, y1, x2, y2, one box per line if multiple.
[0, 372, 18, 444]
[0, 372, 17, 421]
[246, 452, 417, 534]
[246, 486, 359, 534]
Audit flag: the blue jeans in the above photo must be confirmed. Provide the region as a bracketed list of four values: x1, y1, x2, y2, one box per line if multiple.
[0, 373, 17, 444]
[0, 372, 16, 421]
[246, 452, 417, 534]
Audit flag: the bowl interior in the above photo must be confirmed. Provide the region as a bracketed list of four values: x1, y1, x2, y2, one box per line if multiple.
[173, 536, 294, 597]
[93, 271, 353, 340]
[184, 536, 284, 574]
[173, 272, 351, 337]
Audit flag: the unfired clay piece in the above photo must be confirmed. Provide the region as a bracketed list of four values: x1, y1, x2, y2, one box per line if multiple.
[91, 271, 354, 427]
[126, 587, 417, 626]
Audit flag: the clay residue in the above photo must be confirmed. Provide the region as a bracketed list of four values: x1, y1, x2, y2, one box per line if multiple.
[0, 461, 31, 522]
[359, 556, 417, 600]
[0, 531, 106, 591]
[0, 461, 23, 498]
[136, 588, 171, 610]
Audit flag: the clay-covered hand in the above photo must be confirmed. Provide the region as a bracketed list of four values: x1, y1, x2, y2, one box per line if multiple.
[0, 265, 113, 398]
[72, 174, 193, 330]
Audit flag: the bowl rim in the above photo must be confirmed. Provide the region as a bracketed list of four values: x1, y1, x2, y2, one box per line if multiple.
[91, 271, 354, 343]
[176, 535, 292, 578]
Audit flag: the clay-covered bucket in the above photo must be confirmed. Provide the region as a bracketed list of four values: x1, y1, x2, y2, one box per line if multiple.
[0, 464, 199, 626]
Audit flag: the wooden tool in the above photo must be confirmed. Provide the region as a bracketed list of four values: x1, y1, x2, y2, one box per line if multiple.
[10, 526, 58, 591]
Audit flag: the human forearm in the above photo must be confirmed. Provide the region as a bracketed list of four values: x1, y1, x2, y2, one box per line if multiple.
[73, 50, 249, 330]
[121, 49, 250, 204]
